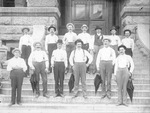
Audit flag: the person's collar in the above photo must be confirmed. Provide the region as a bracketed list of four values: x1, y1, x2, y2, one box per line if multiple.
[97, 33, 101, 36]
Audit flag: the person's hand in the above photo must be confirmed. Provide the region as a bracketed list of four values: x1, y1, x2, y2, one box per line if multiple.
[86, 63, 90, 67]
[45, 68, 49, 73]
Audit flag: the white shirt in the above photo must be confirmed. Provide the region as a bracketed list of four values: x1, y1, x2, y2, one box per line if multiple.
[122, 37, 134, 51]
[114, 54, 134, 75]
[7, 57, 27, 72]
[96, 46, 116, 70]
[45, 34, 58, 51]
[69, 49, 93, 66]
[63, 32, 77, 44]
[51, 49, 68, 68]
[109, 35, 121, 46]
[77, 32, 92, 49]
[19, 34, 33, 50]
[28, 50, 49, 69]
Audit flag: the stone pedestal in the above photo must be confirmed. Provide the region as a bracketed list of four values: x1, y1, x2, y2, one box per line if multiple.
[27, 0, 58, 7]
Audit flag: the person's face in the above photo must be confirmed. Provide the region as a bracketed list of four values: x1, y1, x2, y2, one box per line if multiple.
[57, 43, 62, 49]
[35, 43, 42, 50]
[82, 27, 87, 32]
[49, 28, 55, 34]
[14, 51, 20, 58]
[96, 29, 101, 34]
[119, 47, 125, 55]
[76, 42, 82, 49]
[67, 25, 73, 32]
[124, 31, 131, 37]
[103, 40, 110, 47]
[23, 29, 29, 34]
[111, 29, 116, 35]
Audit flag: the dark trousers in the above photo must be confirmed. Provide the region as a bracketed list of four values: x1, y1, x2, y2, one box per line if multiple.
[33, 61, 47, 95]
[125, 48, 133, 57]
[10, 69, 25, 104]
[48, 43, 57, 72]
[99, 61, 113, 96]
[53, 62, 65, 94]
[21, 45, 31, 75]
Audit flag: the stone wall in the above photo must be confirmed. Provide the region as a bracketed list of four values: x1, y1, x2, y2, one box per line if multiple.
[120, 0, 150, 57]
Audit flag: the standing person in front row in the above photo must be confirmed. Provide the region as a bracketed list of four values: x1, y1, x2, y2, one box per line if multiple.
[122, 29, 134, 57]
[63, 23, 77, 73]
[19, 27, 33, 76]
[45, 25, 58, 73]
[51, 39, 67, 97]
[28, 42, 49, 98]
[7, 48, 27, 106]
[109, 26, 121, 56]
[69, 39, 93, 99]
[114, 45, 134, 106]
[96, 37, 116, 99]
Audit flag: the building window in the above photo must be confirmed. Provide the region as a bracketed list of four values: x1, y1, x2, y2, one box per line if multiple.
[3, 0, 15, 7]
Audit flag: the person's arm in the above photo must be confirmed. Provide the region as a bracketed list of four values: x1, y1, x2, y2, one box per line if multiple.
[131, 39, 134, 51]
[96, 49, 101, 71]
[64, 50, 68, 68]
[73, 33, 77, 42]
[6, 59, 12, 71]
[117, 36, 121, 46]
[55, 35, 58, 43]
[45, 36, 48, 52]
[21, 59, 27, 72]
[128, 56, 134, 74]
[114, 58, 118, 75]
[28, 52, 35, 70]
[43, 51, 49, 69]
[51, 50, 55, 67]
[63, 34, 67, 45]
[111, 48, 116, 65]
[69, 51, 74, 67]
[18, 37, 22, 51]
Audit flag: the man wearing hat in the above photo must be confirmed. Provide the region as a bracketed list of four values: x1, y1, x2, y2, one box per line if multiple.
[28, 42, 49, 98]
[96, 37, 116, 99]
[121, 29, 134, 57]
[7, 48, 27, 106]
[45, 25, 58, 73]
[69, 39, 93, 99]
[109, 26, 121, 56]
[114, 45, 134, 106]
[19, 27, 33, 77]
[63, 23, 77, 73]
[51, 39, 67, 97]
[92, 26, 104, 74]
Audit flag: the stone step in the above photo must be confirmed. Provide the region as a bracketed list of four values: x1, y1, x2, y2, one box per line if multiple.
[1, 88, 150, 97]
[0, 103, 149, 113]
[1, 81, 150, 90]
[0, 95, 150, 105]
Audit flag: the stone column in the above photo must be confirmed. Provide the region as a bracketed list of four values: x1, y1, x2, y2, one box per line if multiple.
[15, 0, 26, 7]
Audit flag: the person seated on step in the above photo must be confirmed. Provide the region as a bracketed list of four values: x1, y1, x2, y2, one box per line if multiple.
[7, 48, 27, 107]
[51, 39, 67, 97]
[28, 42, 49, 98]
[114, 45, 134, 107]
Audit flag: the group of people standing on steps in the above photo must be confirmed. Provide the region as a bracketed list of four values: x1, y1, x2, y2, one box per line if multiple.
[6, 23, 134, 107]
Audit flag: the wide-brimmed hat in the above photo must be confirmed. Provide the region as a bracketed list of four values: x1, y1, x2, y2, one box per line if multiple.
[66, 23, 75, 29]
[12, 48, 21, 54]
[74, 39, 83, 45]
[81, 24, 88, 30]
[102, 37, 111, 42]
[118, 45, 127, 51]
[95, 26, 102, 30]
[33, 42, 42, 47]
[48, 25, 56, 31]
[22, 27, 30, 32]
[57, 39, 63, 44]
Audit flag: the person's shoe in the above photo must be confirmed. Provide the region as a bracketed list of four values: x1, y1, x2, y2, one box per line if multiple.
[43, 94, 50, 98]
[17, 102, 22, 106]
[107, 95, 111, 99]
[8, 103, 15, 107]
[83, 95, 88, 99]
[116, 103, 122, 106]
[60, 94, 65, 98]
[35, 94, 40, 98]
[72, 93, 78, 99]
[54, 94, 59, 97]
[101, 94, 106, 99]
[122, 103, 128, 107]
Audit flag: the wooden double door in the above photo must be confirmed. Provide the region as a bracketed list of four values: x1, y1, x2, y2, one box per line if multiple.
[70, 0, 114, 35]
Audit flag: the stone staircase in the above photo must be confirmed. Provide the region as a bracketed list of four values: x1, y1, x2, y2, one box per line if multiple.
[0, 45, 150, 113]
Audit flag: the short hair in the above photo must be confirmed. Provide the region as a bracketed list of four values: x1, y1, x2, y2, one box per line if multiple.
[118, 45, 127, 51]
[124, 29, 131, 35]
[74, 39, 83, 45]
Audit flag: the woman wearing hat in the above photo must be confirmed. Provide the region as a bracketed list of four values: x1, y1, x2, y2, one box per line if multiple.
[96, 37, 116, 99]
[19, 27, 33, 76]
[121, 29, 134, 57]
[28, 42, 49, 98]
[45, 25, 58, 73]
[109, 27, 121, 56]
[92, 26, 104, 74]
[63, 23, 77, 73]
[114, 45, 134, 106]
[51, 39, 67, 97]
[7, 48, 27, 106]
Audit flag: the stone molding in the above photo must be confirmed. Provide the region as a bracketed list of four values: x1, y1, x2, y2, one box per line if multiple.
[0, 7, 61, 18]
[120, 6, 150, 18]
